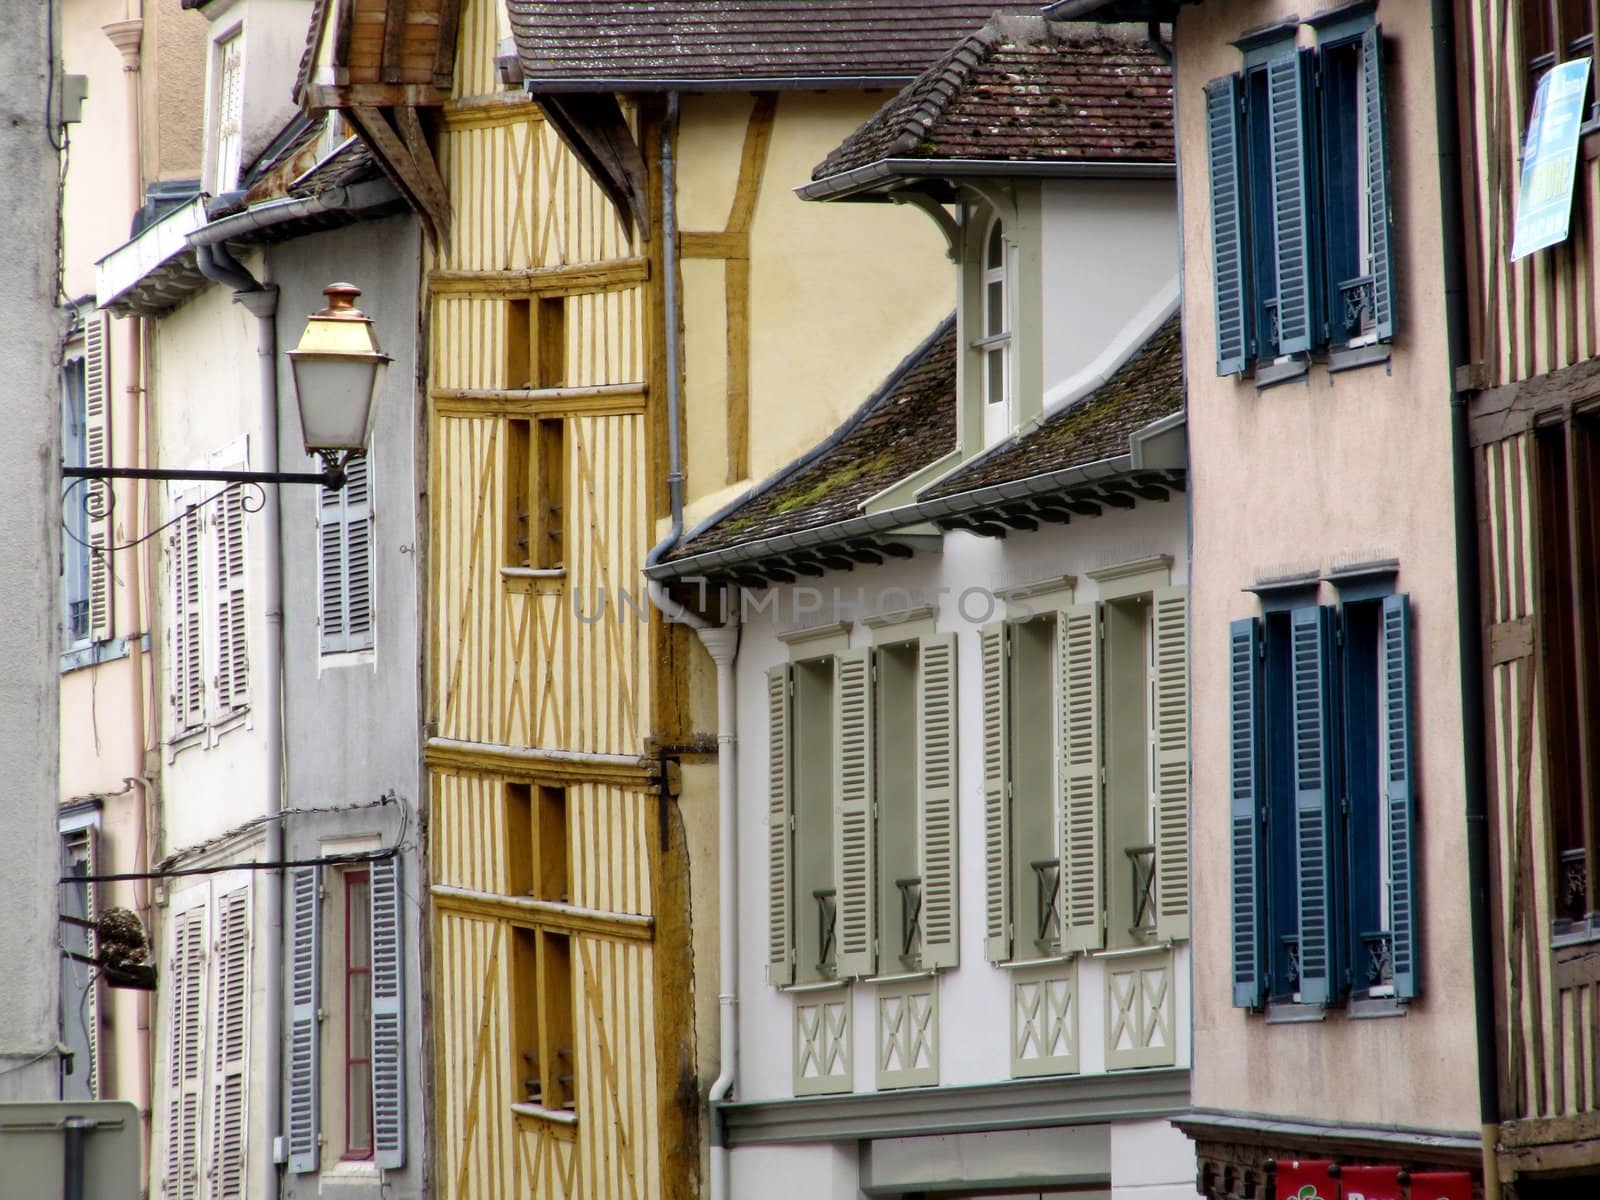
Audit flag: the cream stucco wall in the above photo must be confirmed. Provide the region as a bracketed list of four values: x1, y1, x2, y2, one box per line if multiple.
[146, 0, 207, 184]
[1177, 0, 1477, 1132]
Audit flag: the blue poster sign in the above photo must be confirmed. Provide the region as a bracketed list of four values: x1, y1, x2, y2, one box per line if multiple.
[1512, 58, 1592, 261]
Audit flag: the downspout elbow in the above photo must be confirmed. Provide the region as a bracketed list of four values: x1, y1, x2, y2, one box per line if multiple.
[193, 240, 261, 295]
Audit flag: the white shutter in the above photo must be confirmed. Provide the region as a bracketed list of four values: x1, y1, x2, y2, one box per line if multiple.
[165, 897, 207, 1200]
[1151, 586, 1190, 942]
[213, 486, 248, 713]
[918, 634, 959, 969]
[981, 623, 1012, 962]
[1059, 604, 1104, 953]
[319, 455, 373, 654]
[286, 866, 320, 1174]
[171, 495, 205, 734]
[208, 884, 250, 1200]
[833, 649, 876, 979]
[83, 312, 113, 642]
[767, 665, 794, 986]
[370, 857, 406, 1168]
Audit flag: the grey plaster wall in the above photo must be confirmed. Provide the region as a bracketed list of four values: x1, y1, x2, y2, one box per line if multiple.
[0, 2, 66, 1102]
[269, 214, 428, 1195]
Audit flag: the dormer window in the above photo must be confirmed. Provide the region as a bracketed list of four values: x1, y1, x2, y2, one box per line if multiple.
[978, 218, 1011, 446]
[213, 28, 244, 192]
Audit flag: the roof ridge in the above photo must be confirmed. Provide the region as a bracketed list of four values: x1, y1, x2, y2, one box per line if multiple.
[886, 23, 1003, 158]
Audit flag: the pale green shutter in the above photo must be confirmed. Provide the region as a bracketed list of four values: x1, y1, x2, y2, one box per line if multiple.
[166, 902, 207, 1200]
[767, 665, 795, 986]
[214, 486, 249, 712]
[981, 623, 1012, 962]
[1059, 604, 1103, 953]
[833, 649, 876, 978]
[1152, 587, 1190, 942]
[919, 634, 959, 969]
[83, 312, 113, 642]
[286, 866, 320, 1174]
[209, 884, 250, 1200]
[370, 857, 406, 1167]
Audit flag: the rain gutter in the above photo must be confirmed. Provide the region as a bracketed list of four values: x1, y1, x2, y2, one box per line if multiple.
[797, 156, 1176, 202]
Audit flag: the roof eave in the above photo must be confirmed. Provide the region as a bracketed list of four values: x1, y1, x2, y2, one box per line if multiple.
[797, 155, 1176, 202]
[1042, 0, 1185, 19]
[520, 73, 915, 95]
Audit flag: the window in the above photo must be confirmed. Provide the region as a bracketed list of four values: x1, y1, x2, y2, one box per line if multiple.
[982, 586, 1189, 966]
[58, 825, 99, 1102]
[512, 928, 575, 1111]
[1522, 0, 1596, 116]
[977, 218, 1011, 447]
[319, 453, 373, 654]
[212, 29, 243, 192]
[505, 782, 569, 903]
[505, 418, 565, 571]
[1229, 591, 1418, 1009]
[793, 656, 838, 983]
[169, 476, 250, 738]
[62, 355, 91, 644]
[1534, 417, 1600, 936]
[506, 296, 566, 391]
[1205, 17, 1394, 375]
[60, 311, 112, 650]
[284, 860, 407, 1175]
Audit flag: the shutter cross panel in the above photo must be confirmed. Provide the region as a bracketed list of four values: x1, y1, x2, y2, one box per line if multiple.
[166, 905, 207, 1200]
[1151, 588, 1190, 942]
[172, 498, 206, 733]
[1059, 605, 1104, 953]
[981, 623, 1012, 962]
[1268, 51, 1317, 355]
[370, 857, 407, 1168]
[1363, 27, 1396, 341]
[83, 313, 113, 642]
[1206, 75, 1252, 374]
[209, 885, 251, 1200]
[214, 487, 249, 713]
[286, 866, 320, 1174]
[1382, 594, 1418, 999]
[833, 650, 877, 978]
[1292, 606, 1340, 1005]
[767, 666, 795, 986]
[918, 634, 960, 969]
[1229, 619, 1266, 1009]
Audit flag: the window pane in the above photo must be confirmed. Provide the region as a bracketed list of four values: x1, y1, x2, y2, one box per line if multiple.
[1560, 0, 1592, 46]
[347, 876, 370, 970]
[986, 280, 1005, 337]
[349, 977, 371, 1056]
[986, 220, 1004, 270]
[986, 346, 1005, 406]
[346, 1061, 372, 1153]
[1526, 0, 1556, 60]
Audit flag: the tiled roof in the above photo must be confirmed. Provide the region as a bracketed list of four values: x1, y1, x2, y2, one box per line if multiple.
[814, 16, 1172, 181]
[666, 317, 957, 560]
[504, 2, 1038, 90]
[918, 313, 1182, 501]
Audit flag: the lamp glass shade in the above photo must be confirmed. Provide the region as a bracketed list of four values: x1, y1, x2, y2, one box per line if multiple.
[286, 283, 388, 455]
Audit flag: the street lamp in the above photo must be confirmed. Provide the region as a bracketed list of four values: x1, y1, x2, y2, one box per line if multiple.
[63, 281, 389, 492]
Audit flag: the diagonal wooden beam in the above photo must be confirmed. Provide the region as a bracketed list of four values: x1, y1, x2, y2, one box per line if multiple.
[348, 105, 450, 247]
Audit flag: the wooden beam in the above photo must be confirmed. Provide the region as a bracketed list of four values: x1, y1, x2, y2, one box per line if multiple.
[1065, 497, 1103, 517]
[433, 0, 463, 89]
[429, 257, 649, 299]
[679, 231, 748, 260]
[380, 0, 408, 83]
[1129, 483, 1170, 502]
[431, 885, 655, 943]
[394, 102, 452, 224]
[432, 383, 648, 420]
[304, 82, 448, 110]
[725, 93, 777, 235]
[442, 92, 540, 131]
[1097, 490, 1137, 509]
[424, 737, 657, 790]
[347, 104, 450, 245]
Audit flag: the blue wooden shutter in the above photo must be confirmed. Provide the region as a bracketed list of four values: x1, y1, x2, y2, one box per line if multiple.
[286, 865, 320, 1174]
[1229, 619, 1266, 1008]
[370, 856, 406, 1168]
[1382, 594, 1417, 999]
[1207, 75, 1251, 375]
[1268, 51, 1317, 355]
[1291, 606, 1340, 1005]
[1363, 27, 1396, 341]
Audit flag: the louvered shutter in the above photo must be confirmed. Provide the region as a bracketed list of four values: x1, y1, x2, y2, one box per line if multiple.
[1383, 594, 1418, 999]
[320, 455, 373, 654]
[918, 634, 959, 969]
[83, 312, 113, 642]
[1292, 606, 1341, 1005]
[767, 665, 795, 986]
[166, 899, 207, 1200]
[1206, 75, 1251, 375]
[1363, 27, 1396, 341]
[1268, 51, 1318, 354]
[1152, 587, 1189, 942]
[172, 496, 206, 734]
[318, 478, 345, 652]
[1229, 618, 1266, 1009]
[370, 857, 407, 1167]
[1059, 605, 1103, 953]
[833, 649, 876, 978]
[981, 623, 1012, 962]
[286, 866, 320, 1174]
[209, 884, 250, 1200]
[213, 486, 249, 713]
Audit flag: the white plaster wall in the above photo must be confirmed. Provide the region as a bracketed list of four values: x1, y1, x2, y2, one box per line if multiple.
[1111, 1119, 1202, 1200]
[733, 501, 1190, 1107]
[729, 1142, 862, 1200]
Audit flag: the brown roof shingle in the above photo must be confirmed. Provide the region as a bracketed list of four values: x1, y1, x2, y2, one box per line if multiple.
[505, 2, 1038, 90]
[813, 16, 1172, 180]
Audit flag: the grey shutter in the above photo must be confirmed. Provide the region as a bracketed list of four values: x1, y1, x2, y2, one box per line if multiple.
[1268, 51, 1316, 354]
[1206, 75, 1251, 375]
[1152, 587, 1190, 942]
[767, 665, 795, 986]
[1292, 606, 1339, 1005]
[172, 496, 206, 733]
[209, 884, 250, 1200]
[371, 856, 407, 1167]
[1229, 618, 1266, 1009]
[1383, 594, 1418, 999]
[1059, 604, 1103, 953]
[286, 866, 320, 1174]
[214, 486, 249, 712]
[167, 903, 207, 1200]
[83, 312, 113, 642]
[919, 634, 959, 969]
[318, 475, 345, 652]
[833, 649, 876, 978]
[319, 455, 373, 654]
[1363, 27, 1396, 341]
[981, 623, 1012, 962]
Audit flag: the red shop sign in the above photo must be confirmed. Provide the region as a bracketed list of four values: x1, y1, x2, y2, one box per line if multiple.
[1277, 1160, 1339, 1200]
[1340, 1166, 1402, 1200]
[1408, 1172, 1473, 1200]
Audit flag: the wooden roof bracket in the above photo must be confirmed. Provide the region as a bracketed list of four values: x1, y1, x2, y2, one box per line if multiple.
[535, 93, 653, 242]
[347, 105, 452, 249]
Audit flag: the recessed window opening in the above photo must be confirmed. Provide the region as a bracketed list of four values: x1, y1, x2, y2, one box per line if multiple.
[1009, 615, 1058, 957]
[344, 870, 373, 1159]
[979, 218, 1012, 447]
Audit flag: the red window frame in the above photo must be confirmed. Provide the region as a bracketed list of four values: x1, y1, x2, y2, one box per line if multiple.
[344, 870, 373, 1161]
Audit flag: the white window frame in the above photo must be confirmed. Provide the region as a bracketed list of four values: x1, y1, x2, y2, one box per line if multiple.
[210, 24, 245, 193]
[976, 216, 1012, 446]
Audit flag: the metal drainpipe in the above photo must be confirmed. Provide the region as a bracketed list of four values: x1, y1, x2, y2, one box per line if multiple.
[193, 244, 285, 1200]
[1430, 1, 1501, 1195]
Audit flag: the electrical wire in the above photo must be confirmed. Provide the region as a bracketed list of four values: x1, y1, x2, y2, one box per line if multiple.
[61, 844, 403, 885]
